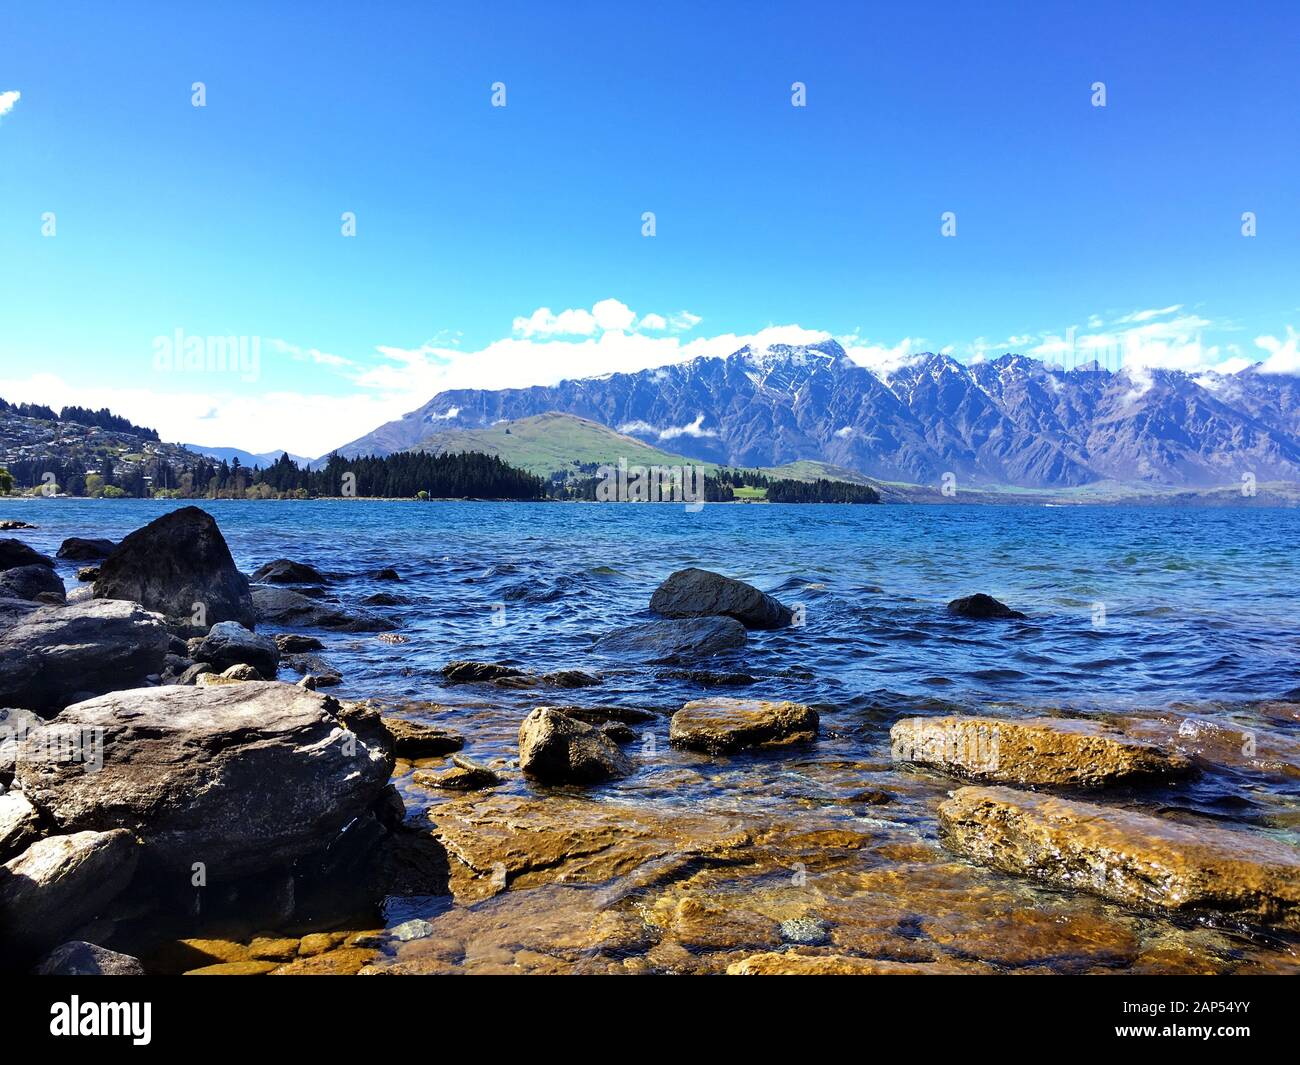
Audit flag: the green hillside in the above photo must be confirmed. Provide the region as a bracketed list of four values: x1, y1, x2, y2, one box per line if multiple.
[414, 412, 704, 477]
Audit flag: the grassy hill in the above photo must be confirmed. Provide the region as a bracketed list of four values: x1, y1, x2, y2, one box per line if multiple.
[414, 412, 705, 477]
[414, 413, 887, 496]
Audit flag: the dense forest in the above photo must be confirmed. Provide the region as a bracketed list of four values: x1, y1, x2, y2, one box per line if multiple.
[0, 450, 547, 499]
[766, 477, 880, 503]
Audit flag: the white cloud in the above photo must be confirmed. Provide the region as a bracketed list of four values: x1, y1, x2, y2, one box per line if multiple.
[592, 298, 636, 332]
[656, 414, 717, 440]
[1255, 328, 1300, 375]
[0, 90, 19, 119]
[511, 299, 699, 339]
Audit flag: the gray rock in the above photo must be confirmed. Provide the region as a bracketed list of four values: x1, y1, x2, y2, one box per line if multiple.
[274, 633, 324, 653]
[947, 593, 1027, 620]
[16, 682, 394, 879]
[176, 661, 214, 685]
[518, 706, 632, 783]
[193, 621, 280, 677]
[0, 564, 65, 603]
[649, 568, 793, 629]
[0, 538, 54, 572]
[56, 537, 117, 561]
[283, 652, 342, 686]
[593, 615, 747, 662]
[0, 707, 42, 787]
[33, 939, 145, 975]
[251, 586, 397, 633]
[93, 506, 254, 632]
[0, 790, 42, 861]
[250, 558, 328, 584]
[0, 600, 170, 713]
[0, 830, 139, 953]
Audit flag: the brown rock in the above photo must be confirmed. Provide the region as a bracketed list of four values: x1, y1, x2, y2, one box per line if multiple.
[938, 786, 1300, 930]
[891, 715, 1193, 787]
[381, 716, 464, 757]
[518, 707, 631, 783]
[670, 697, 818, 754]
[727, 952, 997, 975]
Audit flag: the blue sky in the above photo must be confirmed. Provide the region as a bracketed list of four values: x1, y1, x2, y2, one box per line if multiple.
[1, 0, 1297, 455]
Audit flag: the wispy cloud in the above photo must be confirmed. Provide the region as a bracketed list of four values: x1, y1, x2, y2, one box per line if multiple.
[0, 90, 21, 120]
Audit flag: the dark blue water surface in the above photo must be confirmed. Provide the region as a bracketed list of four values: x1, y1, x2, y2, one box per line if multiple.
[9, 499, 1300, 712]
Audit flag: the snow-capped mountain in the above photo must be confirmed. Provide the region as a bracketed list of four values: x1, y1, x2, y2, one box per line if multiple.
[332, 341, 1300, 488]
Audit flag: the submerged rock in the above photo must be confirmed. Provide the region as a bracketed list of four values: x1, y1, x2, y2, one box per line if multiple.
[650, 568, 793, 630]
[0, 600, 170, 713]
[518, 707, 632, 783]
[414, 755, 502, 791]
[0, 563, 65, 603]
[94, 507, 254, 631]
[56, 537, 117, 561]
[192, 621, 280, 677]
[670, 697, 819, 754]
[282, 652, 342, 686]
[16, 683, 394, 879]
[33, 940, 146, 975]
[273, 633, 324, 653]
[381, 716, 464, 757]
[250, 558, 328, 585]
[890, 716, 1194, 787]
[441, 661, 527, 684]
[938, 786, 1300, 930]
[947, 593, 1026, 620]
[593, 615, 748, 662]
[251, 586, 397, 632]
[0, 830, 139, 953]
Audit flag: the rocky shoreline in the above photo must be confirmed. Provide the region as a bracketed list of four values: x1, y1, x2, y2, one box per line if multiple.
[1, 507, 1298, 974]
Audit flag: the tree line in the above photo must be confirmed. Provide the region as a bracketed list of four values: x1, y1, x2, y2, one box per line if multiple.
[0, 398, 160, 440]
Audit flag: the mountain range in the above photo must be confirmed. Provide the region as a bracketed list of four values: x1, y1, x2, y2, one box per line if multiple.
[334, 341, 1300, 489]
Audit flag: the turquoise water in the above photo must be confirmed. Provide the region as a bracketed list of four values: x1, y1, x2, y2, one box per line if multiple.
[9, 499, 1299, 711]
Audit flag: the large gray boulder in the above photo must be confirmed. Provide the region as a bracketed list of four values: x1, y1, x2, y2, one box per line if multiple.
[93, 506, 254, 632]
[593, 615, 747, 662]
[0, 600, 170, 714]
[252, 585, 397, 633]
[192, 621, 279, 677]
[518, 706, 632, 783]
[0, 563, 65, 603]
[16, 682, 394, 879]
[0, 830, 139, 953]
[649, 568, 793, 630]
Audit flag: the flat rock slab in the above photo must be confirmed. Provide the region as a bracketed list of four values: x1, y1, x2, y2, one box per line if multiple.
[938, 786, 1300, 931]
[649, 568, 793, 630]
[670, 697, 818, 754]
[426, 792, 754, 896]
[16, 682, 393, 879]
[891, 716, 1193, 787]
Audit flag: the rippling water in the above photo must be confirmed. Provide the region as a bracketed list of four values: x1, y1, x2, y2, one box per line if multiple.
[16, 498, 1299, 709]
[9, 499, 1300, 973]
